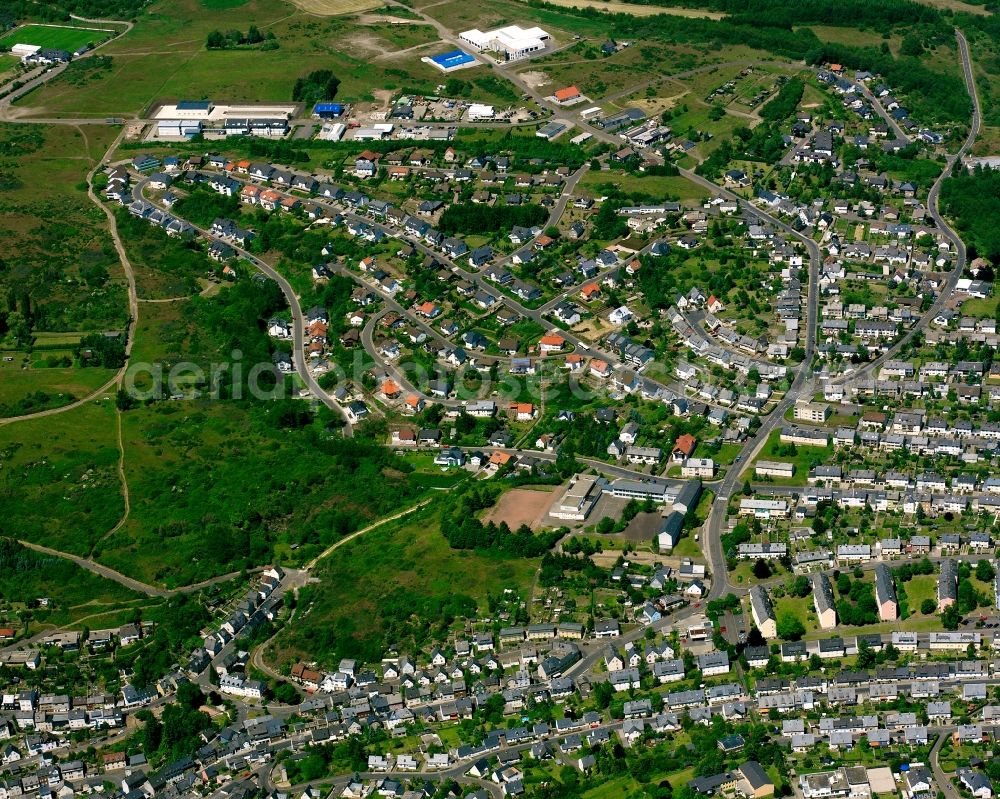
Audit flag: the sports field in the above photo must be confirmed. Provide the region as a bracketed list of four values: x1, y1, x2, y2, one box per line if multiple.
[0, 24, 111, 52]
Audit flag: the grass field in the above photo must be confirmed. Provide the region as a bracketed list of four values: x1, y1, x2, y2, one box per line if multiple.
[773, 594, 819, 637]
[285, 0, 381, 14]
[518, 0, 724, 18]
[913, 0, 990, 12]
[0, 364, 116, 417]
[578, 169, 711, 204]
[744, 430, 833, 485]
[270, 500, 538, 669]
[0, 399, 125, 556]
[0, 24, 112, 52]
[0, 538, 147, 634]
[0, 124, 127, 335]
[961, 294, 1000, 318]
[18, 0, 453, 117]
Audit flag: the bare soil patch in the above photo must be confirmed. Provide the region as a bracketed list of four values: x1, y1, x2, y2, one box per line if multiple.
[529, 0, 724, 17]
[483, 487, 556, 530]
[287, 0, 381, 16]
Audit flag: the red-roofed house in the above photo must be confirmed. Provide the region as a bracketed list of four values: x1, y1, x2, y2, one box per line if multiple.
[510, 402, 536, 421]
[672, 434, 697, 462]
[553, 86, 582, 103]
[590, 359, 611, 378]
[416, 301, 441, 318]
[539, 334, 566, 352]
[382, 379, 401, 399]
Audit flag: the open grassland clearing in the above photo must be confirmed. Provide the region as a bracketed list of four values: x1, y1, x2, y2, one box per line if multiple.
[522, 42, 703, 101]
[968, 28, 1000, 135]
[515, 0, 723, 18]
[19, 0, 449, 117]
[97, 392, 430, 586]
[0, 56, 22, 84]
[579, 169, 711, 204]
[0, 360, 117, 418]
[0, 24, 113, 52]
[427, 0, 612, 40]
[271, 501, 538, 669]
[0, 537, 147, 633]
[0, 124, 127, 335]
[803, 25, 902, 54]
[0, 399, 124, 555]
[126, 299, 228, 389]
[973, 126, 1000, 157]
[913, 0, 990, 12]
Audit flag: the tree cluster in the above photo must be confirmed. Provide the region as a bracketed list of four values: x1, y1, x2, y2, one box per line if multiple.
[437, 202, 549, 236]
[291, 69, 342, 106]
[206, 26, 276, 50]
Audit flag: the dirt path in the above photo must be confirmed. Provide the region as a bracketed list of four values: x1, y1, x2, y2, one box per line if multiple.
[0, 129, 137, 428]
[304, 497, 434, 570]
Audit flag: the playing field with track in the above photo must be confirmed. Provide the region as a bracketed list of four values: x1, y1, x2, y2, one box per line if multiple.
[0, 24, 111, 51]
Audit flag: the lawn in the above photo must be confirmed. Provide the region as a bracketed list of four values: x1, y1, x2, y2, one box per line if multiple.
[744, 429, 832, 485]
[773, 594, 819, 638]
[578, 169, 710, 204]
[270, 500, 539, 669]
[961, 295, 1000, 319]
[0, 24, 113, 52]
[904, 574, 938, 614]
[0, 399, 126, 555]
[0, 362, 116, 417]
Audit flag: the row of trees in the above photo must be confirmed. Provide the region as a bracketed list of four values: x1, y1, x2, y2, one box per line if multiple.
[206, 26, 277, 50]
[758, 77, 804, 123]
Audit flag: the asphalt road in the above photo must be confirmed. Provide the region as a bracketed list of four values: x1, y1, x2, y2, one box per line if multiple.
[133, 179, 354, 432]
[828, 27, 981, 387]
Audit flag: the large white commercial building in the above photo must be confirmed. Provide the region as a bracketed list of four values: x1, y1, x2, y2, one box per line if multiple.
[549, 474, 604, 521]
[459, 25, 550, 61]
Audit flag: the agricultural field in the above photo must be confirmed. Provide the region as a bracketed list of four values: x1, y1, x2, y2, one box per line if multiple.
[270, 500, 538, 669]
[0, 124, 127, 339]
[0, 23, 113, 52]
